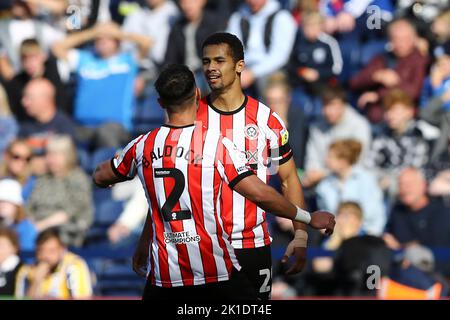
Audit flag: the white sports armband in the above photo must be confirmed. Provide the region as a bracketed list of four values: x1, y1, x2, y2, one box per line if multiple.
[294, 206, 311, 224]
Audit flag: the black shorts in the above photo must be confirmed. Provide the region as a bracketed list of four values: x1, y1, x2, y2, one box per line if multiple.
[235, 245, 272, 300]
[142, 268, 257, 301]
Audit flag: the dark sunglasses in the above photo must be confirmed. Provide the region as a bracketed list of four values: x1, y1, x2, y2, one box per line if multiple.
[10, 153, 32, 162]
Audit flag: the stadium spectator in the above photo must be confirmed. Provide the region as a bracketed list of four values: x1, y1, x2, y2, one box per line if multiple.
[419, 43, 450, 161]
[379, 244, 449, 299]
[227, 0, 297, 96]
[290, 0, 319, 25]
[302, 86, 371, 188]
[18, 78, 77, 156]
[0, 228, 22, 297]
[0, 0, 65, 76]
[3, 38, 69, 122]
[15, 228, 93, 299]
[0, 179, 37, 252]
[263, 72, 308, 169]
[396, 0, 449, 57]
[19, 0, 68, 28]
[122, 0, 179, 74]
[366, 89, 436, 201]
[350, 17, 429, 124]
[431, 8, 450, 53]
[26, 135, 93, 247]
[286, 10, 342, 121]
[22, 0, 99, 32]
[0, 84, 18, 157]
[383, 167, 450, 253]
[52, 22, 152, 149]
[272, 201, 367, 298]
[333, 233, 392, 296]
[107, 177, 148, 245]
[316, 139, 386, 235]
[0, 139, 36, 202]
[300, 202, 365, 296]
[164, 0, 226, 94]
[427, 131, 450, 198]
[320, 0, 394, 82]
[420, 43, 450, 113]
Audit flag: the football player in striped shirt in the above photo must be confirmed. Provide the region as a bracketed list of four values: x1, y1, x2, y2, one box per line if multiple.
[93, 64, 335, 300]
[198, 32, 314, 299]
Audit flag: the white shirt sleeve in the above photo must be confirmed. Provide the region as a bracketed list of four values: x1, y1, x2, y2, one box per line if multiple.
[116, 184, 149, 231]
[66, 49, 81, 71]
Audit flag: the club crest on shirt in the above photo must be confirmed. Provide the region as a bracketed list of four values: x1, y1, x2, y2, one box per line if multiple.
[244, 124, 259, 140]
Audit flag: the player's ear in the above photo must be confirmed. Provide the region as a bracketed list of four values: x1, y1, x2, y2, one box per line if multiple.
[195, 87, 201, 104]
[236, 59, 245, 74]
[194, 88, 202, 111]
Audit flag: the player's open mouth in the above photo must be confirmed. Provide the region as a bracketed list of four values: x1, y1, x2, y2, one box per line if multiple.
[207, 74, 220, 81]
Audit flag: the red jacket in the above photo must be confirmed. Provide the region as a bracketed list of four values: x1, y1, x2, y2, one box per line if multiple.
[349, 48, 429, 100]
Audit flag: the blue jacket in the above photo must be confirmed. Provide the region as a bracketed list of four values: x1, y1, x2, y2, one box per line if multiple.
[316, 165, 386, 235]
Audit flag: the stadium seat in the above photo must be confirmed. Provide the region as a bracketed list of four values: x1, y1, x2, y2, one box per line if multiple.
[132, 94, 165, 135]
[88, 147, 118, 173]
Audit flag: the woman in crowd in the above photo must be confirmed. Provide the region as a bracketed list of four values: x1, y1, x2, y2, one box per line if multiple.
[27, 135, 93, 247]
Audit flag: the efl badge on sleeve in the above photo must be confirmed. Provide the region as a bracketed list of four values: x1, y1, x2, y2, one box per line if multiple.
[281, 128, 289, 145]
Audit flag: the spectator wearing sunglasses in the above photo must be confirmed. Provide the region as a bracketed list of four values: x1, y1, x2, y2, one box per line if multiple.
[0, 139, 36, 202]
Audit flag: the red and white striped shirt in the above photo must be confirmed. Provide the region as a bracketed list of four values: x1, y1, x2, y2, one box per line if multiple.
[112, 124, 253, 287]
[197, 95, 293, 249]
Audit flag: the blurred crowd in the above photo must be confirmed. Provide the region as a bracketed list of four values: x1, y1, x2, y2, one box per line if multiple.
[0, 0, 450, 299]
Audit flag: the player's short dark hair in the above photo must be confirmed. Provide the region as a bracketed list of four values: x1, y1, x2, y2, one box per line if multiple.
[154, 64, 196, 111]
[36, 228, 64, 247]
[202, 32, 244, 63]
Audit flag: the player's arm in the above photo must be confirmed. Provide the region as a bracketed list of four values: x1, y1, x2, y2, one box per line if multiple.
[265, 112, 315, 273]
[277, 157, 310, 274]
[93, 135, 141, 188]
[220, 137, 335, 231]
[232, 174, 335, 233]
[93, 159, 129, 188]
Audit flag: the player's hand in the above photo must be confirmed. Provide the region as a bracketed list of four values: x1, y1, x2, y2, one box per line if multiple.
[132, 248, 148, 278]
[281, 246, 307, 275]
[309, 211, 335, 235]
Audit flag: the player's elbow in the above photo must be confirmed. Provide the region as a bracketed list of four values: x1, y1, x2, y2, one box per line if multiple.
[234, 176, 267, 205]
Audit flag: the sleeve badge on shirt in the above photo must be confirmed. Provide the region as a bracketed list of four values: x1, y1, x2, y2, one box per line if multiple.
[281, 128, 289, 145]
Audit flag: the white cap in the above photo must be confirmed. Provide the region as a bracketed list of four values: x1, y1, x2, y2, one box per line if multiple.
[0, 179, 24, 206]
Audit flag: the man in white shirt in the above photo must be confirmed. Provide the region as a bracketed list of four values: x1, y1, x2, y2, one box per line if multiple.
[227, 0, 297, 96]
